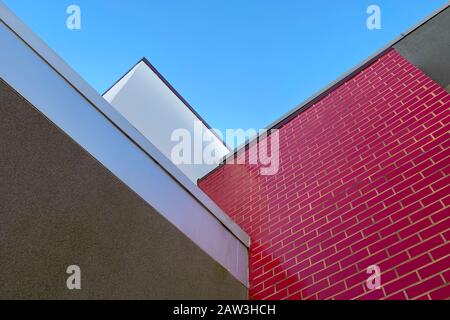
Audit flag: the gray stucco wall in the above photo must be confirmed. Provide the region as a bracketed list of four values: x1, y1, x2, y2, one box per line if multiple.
[394, 6, 450, 92]
[0, 79, 247, 300]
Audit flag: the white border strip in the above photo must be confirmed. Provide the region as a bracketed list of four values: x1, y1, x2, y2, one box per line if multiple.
[0, 1, 249, 286]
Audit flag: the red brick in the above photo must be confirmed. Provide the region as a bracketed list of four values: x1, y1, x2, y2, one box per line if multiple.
[397, 254, 432, 276]
[357, 250, 388, 271]
[420, 220, 450, 239]
[358, 288, 385, 300]
[340, 249, 369, 269]
[351, 233, 380, 252]
[399, 219, 432, 239]
[301, 278, 329, 298]
[409, 202, 444, 222]
[267, 289, 288, 300]
[418, 256, 450, 279]
[324, 248, 351, 267]
[263, 271, 286, 288]
[384, 273, 420, 296]
[334, 285, 365, 300]
[406, 275, 444, 299]
[199, 49, 450, 300]
[346, 269, 370, 289]
[275, 274, 299, 292]
[369, 234, 399, 254]
[386, 291, 407, 300]
[329, 265, 358, 284]
[429, 285, 450, 300]
[409, 235, 444, 257]
[317, 281, 346, 300]
[388, 235, 421, 255]
[379, 218, 410, 238]
[430, 242, 450, 260]
[299, 261, 325, 279]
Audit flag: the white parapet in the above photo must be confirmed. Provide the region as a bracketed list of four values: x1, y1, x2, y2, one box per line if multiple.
[104, 58, 230, 184]
[0, 2, 249, 287]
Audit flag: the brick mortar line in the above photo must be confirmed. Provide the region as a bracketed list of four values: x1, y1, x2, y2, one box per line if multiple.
[252, 199, 448, 295]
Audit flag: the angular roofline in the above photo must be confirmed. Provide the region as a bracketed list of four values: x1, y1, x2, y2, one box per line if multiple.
[103, 57, 232, 151]
[102, 57, 143, 96]
[0, 0, 250, 255]
[199, 2, 450, 183]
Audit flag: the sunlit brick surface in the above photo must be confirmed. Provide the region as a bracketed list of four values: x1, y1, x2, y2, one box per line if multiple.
[199, 50, 450, 300]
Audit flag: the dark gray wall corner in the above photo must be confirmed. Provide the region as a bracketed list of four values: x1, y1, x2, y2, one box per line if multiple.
[394, 6, 450, 92]
[0, 79, 247, 300]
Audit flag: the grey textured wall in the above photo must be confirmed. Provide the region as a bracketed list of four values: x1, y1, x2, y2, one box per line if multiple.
[0, 79, 247, 300]
[394, 6, 450, 92]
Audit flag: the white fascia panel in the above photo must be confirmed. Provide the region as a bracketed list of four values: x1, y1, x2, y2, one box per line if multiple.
[0, 2, 249, 287]
[103, 63, 139, 102]
[104, 61, 230, 183]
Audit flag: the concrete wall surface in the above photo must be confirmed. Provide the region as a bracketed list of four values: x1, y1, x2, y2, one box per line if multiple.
[394, 6, 450, 92]
[0, 79, 247, 300]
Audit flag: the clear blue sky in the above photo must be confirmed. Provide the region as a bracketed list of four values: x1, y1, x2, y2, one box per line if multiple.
[3, 0, 447, 146]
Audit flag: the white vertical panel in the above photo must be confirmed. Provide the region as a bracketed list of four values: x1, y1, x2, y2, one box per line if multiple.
[104, 61, 230, 183]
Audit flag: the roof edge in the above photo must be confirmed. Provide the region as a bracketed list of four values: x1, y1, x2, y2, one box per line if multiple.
[103, 56, 232, 152]
[0, 1, 249, 248]
[199, 2, 450, 183]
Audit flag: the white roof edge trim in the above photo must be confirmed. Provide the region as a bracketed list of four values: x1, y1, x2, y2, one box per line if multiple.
[0, 2, 250, 286]
[0, 1, 249, 248]
[103, 60, 230, 183]
[103, 63, 140, 102]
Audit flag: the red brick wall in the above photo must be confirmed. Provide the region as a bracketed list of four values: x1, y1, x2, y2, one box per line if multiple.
[199, 49, 450, 300]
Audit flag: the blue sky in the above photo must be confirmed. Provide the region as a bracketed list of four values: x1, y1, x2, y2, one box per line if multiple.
[3, 0, 447, 146]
